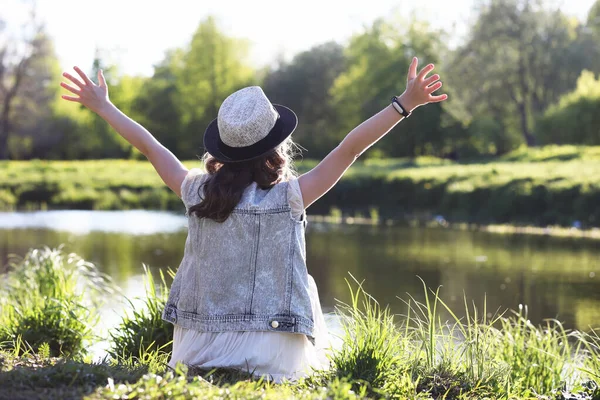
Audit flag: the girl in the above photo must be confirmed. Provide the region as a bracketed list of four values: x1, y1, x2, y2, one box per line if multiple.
[60, 57, 447, 381]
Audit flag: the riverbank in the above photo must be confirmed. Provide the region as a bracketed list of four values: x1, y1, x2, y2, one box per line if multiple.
[310, 214, 600, 240]
[1, 145, 600, 228]
[0, 247, 599, 399]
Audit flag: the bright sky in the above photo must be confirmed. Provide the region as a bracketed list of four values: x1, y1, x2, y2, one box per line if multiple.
[3, 0, 596, 76]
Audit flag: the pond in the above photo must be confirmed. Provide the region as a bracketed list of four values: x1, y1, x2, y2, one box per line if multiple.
[0, 210, 599, 338]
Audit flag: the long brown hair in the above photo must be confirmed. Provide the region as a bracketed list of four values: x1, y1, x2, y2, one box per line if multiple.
[189, 138, 298, 222]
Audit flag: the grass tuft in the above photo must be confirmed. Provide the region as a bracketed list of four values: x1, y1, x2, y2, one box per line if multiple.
[0, 247, 111, 357]
[108, 266, 173, 368]
[330, 275, 405, 395]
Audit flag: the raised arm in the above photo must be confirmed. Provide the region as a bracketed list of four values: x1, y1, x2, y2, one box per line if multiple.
[298, 57, 448, 208]
[60, 67, 188, 197]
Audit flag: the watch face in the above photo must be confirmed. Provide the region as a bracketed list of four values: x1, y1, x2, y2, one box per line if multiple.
[392, 102, 403, 115]
[392, 98, 405, 112]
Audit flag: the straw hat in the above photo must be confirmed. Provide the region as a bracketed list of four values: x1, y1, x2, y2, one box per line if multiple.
[203, 86, 298, 162]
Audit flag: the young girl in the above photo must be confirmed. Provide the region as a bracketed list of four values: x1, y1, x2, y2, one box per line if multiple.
[60, 57, 446, 381]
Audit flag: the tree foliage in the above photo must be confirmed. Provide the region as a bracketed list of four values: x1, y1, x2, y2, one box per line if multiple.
[263, 42, 345, 158]
[447, 0, 596, 148]
[4, 2, 600, 160]
[537, 70, 600, 145]
[173, 16, 255, 158]
[330, 19, 452, 158]
[0, 10, 61, 160]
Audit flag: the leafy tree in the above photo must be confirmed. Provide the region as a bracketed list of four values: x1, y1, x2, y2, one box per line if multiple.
[588, 0, 600, 36]
[130, 50, 184, 159]
[585, 0, 600, 73]
[262, 42, 345, 158]
[331, 18, 449, 158]
[0, 10, 60, 159]
[173, 17, 255, 158]
[83, 56, 134, 158]
[448, 0, 595, 147]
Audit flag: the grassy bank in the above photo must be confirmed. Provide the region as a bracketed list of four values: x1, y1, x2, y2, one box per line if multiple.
[1, 247, 600, 399]
[2, 145, 600, 228]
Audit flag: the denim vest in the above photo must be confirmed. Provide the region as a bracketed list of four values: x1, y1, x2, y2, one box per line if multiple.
[162, 171, 315, 341]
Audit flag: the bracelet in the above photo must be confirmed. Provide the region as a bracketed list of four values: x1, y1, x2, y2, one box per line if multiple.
[391, 96, 411, 118]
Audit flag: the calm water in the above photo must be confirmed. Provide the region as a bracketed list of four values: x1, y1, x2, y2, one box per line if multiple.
[0, 210, 599, 333]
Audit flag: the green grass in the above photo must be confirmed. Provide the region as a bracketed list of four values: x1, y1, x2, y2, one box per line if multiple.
[0, 247, 112, 357]
[1, 247, 600, 399]
[108, 266, 174, 365]
[2, 145, 600, 227]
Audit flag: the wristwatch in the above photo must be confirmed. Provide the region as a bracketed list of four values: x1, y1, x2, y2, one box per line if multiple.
[391, 96, 411, 118]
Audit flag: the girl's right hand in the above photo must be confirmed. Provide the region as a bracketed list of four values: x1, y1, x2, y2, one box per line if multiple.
[60, 67, 110, 114]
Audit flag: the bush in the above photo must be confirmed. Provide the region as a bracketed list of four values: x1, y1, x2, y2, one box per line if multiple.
[108, 266, 173, 363]
[0, 189, 16, 210]
[0, 247, 111, 357]
[537, 71, 600, 145]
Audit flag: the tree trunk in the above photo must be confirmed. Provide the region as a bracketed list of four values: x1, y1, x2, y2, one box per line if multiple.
[517, 101, 536, 146]
[0, 99, 11, 160]
[516, 44, 536, 147]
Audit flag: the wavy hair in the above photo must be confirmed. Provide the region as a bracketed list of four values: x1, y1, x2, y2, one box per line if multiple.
[188, 138, 298, 222]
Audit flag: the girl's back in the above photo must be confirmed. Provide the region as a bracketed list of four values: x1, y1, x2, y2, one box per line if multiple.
[165, 171, 314, 341]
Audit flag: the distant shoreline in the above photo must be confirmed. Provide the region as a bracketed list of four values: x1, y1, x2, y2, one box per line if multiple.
[308, 214, 600, 240]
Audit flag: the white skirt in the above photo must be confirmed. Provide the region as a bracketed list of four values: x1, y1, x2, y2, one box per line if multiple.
[168, 275, 331, 382]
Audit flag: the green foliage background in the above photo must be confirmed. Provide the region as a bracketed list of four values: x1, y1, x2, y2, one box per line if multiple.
[3, 0, 600, 161]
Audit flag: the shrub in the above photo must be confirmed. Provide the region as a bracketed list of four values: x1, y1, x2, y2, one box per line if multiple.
[537, 71, 600, 145]
[0, 247, 111, 357]
[108, 266, 173, 364]
[0, 189, 16, 210]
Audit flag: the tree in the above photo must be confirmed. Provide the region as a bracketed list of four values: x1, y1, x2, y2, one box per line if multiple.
[330, 18, 450, 158]
[588, 0, 600, 36]
[585, 0, 600, 73]
[262, 42, 345, 158]
[174, 17, 255, 158]
[131, 50, 184, 158]
[0, 8, 58, 159]
[448, 0, 595, 147]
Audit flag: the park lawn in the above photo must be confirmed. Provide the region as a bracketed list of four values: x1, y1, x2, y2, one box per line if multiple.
[1, 145, 600, 227]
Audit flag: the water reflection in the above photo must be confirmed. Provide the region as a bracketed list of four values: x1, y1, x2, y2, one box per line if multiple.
[0, 211, 598, 331]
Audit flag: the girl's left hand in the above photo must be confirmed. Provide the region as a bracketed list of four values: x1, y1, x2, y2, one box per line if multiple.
[399, 57, 448, 112]
[60, 67, 110, 114]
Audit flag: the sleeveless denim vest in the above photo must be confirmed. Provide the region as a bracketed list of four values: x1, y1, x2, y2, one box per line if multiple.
[162, 170, 315, 342]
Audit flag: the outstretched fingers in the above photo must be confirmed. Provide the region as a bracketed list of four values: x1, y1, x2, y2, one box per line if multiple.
[426, 81, 443, 94]
[63, 72, 85, 88]
[97, 69, 107, 87]
[60, 82, 80, 95]
[429, 94, 448, 103]
[423, 74, 440, 87]
[407, 57, 418, 81]
[73, 66, 94, 86]
[417, 63, 435, 81]
[61, 95, 81, 103]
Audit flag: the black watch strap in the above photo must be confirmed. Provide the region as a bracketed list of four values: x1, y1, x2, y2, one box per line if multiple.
[391, 96, 411, 118]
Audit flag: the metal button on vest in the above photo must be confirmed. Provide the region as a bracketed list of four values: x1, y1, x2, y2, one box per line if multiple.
[271, 320, 279, 329]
